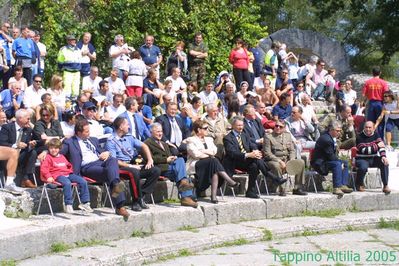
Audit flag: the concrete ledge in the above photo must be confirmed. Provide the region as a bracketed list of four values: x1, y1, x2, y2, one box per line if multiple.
[1, 191, 399, 261]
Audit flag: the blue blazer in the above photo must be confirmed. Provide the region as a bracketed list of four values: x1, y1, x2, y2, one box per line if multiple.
[60, 136, 103, 175]
[154, 114, 190, 143]
[118, 111, 150, 141]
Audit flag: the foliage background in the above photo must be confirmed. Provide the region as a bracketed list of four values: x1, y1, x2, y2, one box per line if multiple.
[3, 0, 399, 83]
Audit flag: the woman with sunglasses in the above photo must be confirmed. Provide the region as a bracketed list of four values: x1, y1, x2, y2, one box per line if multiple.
[375, 90, 399, 150]
[185, 120, 239, 203]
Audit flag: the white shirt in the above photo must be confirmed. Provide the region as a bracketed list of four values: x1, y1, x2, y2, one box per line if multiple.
[343, 89, 357, 106]
[82, 76, 102, 91]
[23, 85, 46, 109]
[60, 121, 75, 138]
[87, 119, 104, 138]
[78, 137, 99, 166]
[199, 90, 218, 105]
[105, 77, 126, 95]
[126, 111, 136, 138]
[36, 42, 46, 69]
[80, 43, 96, 64]
[125, 59, 147, 87]
[166, 76, 187, 92]
[109, 44, 130, 70]
[107, 105, 126, 122]
[301, 104, 316, 124]
[47, 88, 66, 110]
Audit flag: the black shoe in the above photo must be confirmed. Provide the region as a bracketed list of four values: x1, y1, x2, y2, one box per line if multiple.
[268, 172, 287, 185]
[139, 198, 149, 209]
[131, 202, 142, 212]
[245, 192, 260, 199]
[210, 197, 218, 204]
[292, 188, 308, 196]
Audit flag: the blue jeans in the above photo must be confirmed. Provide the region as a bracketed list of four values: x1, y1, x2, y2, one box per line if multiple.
[356, 157, 389, 186]
[326, 160, 349, 188]
[57, 174, 90, 205]
[161, 157, 193, 198]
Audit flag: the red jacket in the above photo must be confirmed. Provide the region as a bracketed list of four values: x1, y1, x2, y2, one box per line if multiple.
[229, 48, 249, 69]
[40, 154, 74, 182]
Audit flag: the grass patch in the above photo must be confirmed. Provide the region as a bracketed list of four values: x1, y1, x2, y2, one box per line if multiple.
[215, 238, 249, 248]
[301, 209, 344, 218]
[178, 225, 199, 233]
[50, 242, 71, 253]
[262, 229, 273, 241]
[131, 230, 152, 238]
[346, 225, 354, 231]
[158, 249, 194, 262]
[302, 230, 319, 236]
[377, 218, 399, 230]
[266, 248, 280, 254]
[75, 239, 107, 248]
[217, 252, 227, 255]
[320, 249, 329, 254]
[163, 198, 180, 204]
[0, 260, 16, 266]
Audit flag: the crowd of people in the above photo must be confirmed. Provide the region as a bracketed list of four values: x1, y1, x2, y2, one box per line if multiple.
[0, 23, 395, 220]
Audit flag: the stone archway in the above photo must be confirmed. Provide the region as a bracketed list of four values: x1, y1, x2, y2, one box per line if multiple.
[258, 28, 351, 78]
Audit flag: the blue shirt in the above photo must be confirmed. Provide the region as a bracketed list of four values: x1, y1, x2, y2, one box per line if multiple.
[106, 134, 143, 162]
[12, 37, 34, 58]
[249, 47, 262, 77]
[0, 35, 11, 61]
[140, 105, 153, 127]
[0, 89, 23, 118]
[139, 44, 161, 65]
[272, 103, 292, 120]
[143, 77, 157, 91]
[177, 114, 193, 131]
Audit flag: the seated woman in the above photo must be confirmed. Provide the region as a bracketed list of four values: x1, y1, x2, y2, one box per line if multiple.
[375, 90, 399, 150]
[60, 110, 76, 138]
[35, 93, 58, 121]
[185, 120, 239, 204]
[33, 104, 64, 154]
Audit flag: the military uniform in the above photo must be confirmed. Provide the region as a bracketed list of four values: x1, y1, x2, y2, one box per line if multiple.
[263, 131, 306, 189]
[319, 114, 356, 149]
[188, 41, 208, 89]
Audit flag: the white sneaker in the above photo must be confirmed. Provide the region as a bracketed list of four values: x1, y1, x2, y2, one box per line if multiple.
[78, 202, 93, 213]
[64, 205, 74, 214]
[4, 183, 24, 195]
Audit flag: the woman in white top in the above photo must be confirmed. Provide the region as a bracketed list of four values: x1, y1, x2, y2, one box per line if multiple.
[48, 74, 66, 118]
[7, 66, 27, 91]
[185, 120, 238, 203]
[237, 81, 248, 107]
[375, 90, 399, 149]
[125, 51, 147, 98]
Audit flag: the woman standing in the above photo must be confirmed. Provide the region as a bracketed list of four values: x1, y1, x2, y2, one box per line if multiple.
[229, 38, 250, 91]
[185, 120, 239, 203]
[166, 41, 188, 77]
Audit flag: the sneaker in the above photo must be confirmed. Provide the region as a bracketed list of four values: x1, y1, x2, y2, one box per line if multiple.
[339, 185, 353, 193]
[64, 205, 74, 214]
[78, 202, 93, 213]
[4, 183, 24, 195]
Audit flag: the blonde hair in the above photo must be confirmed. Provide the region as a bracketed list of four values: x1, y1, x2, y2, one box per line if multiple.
[50, 74, 63, 90]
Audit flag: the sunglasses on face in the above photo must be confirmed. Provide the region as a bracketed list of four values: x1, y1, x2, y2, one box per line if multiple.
[34, 80, 42, 83]
[201, 127, 208, 130]
[275, 125, 284, 129]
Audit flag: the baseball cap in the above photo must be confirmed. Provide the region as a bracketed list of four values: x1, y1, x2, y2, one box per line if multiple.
[83, 101, 96, 110]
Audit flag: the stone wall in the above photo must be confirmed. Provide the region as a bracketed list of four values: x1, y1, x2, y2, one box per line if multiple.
[348, 74, 399, 96]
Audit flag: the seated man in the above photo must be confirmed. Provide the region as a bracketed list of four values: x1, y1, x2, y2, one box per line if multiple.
[272, 92, 292, 121]
[223, 116, 286, 199]
[319, 105, 355, 150]
[311, 121, 353, 197]
[355, 121, 390, 194]
[155, 102, 190, 153]
[118, 97, 150, 141]
[0, 146, 22, 194]
[263, 119, 307, 196]
[144, 123, 197, 208]
[0, 83, 23, 120]
[23, 74, 46, 113]
[242, 104, 265, 150]
[106, 117, 160, 212]
[81, 101, 111, 137]
[60, 118, 129, 219]
[0, 109, 37, 188]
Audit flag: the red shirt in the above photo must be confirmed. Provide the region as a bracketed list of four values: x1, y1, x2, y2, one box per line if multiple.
[229, 48, 249, 69]
[362, 77, 388, 101]
[40, 154, 74, 181]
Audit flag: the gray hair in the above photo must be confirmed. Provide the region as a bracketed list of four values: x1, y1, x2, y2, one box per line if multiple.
[150, 122, 162, 132]
[206, 103, 217, 112]
[15, 109, 29, 119]
[114, 34, 124, 43]
[310, 55, 319, 64]
[329, 120, 342, 131]
[231, 116, 244, 126]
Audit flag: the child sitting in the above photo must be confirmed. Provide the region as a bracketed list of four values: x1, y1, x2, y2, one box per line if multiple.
[40, 138, 93, 214]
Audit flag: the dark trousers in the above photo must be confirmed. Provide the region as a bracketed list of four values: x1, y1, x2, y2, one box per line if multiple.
[1, 61, 12, 91]
[326, 160, 349, 188]
[367, 100, 383, 123]
[356, 157, 389, 186]
[17, 149, 37, 184]
[119, 165, 160, 201]
[234, 158, 270, 194]
[81, 157, 125, 208]
[233, 68, 250, 91]
[23, 67, 32, 86]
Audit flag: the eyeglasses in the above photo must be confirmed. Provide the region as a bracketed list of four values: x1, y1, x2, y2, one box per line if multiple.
[201, 127, 208, 130]
[4, 25, 10, 28]
[42, 114, 50, 117]
[34, 80, 42, 83]
[275, 125, 284, 129]
[297, 85, 304, 87]
[320, 64, 326, 67]
[384, 95, 390, 98]
[282, 72, 288, 74]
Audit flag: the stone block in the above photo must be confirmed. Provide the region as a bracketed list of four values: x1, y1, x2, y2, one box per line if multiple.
[306, 193, 353, 212]
[265, 196, 307, 218]
[352, 192, 381, 211]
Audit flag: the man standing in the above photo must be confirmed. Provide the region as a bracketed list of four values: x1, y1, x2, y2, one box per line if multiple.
[188, 32, 208, 89]
[264, 119, 307, 196]
[12, 26, 35, 86]
[57, 34, 82, 98]
[0, 22, 13, 90]
[355, 121, 390, 194]
[362, 67, 389, 126]
[32, 30, 47, 77]
[61, 118, 129, 219]
[0, 109, 37, 188]
[311, 121, 353, 197]
[145, 123, 197, 208]
[139, 35, 162, 76]
[223, 116, 286, 198]
[77, 32, 96, 77]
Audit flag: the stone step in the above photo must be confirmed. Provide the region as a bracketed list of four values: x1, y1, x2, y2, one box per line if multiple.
[1, 191, 398, 261]
[17, 209, 399, 266]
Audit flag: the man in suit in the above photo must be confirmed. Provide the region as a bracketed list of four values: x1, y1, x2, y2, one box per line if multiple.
[0, 109, 37, 189]
[223, 116, 287, 198]
[60, 118, 129, 219]
[311, 120, 353, 198]
[144, 122, 197, 208]
[155, 102, 190, 153]
[243, 104, 265, 150]
[118, 97, 150, 141]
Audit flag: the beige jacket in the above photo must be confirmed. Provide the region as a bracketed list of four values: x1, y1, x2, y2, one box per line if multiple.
[185, 136, 217, 174]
